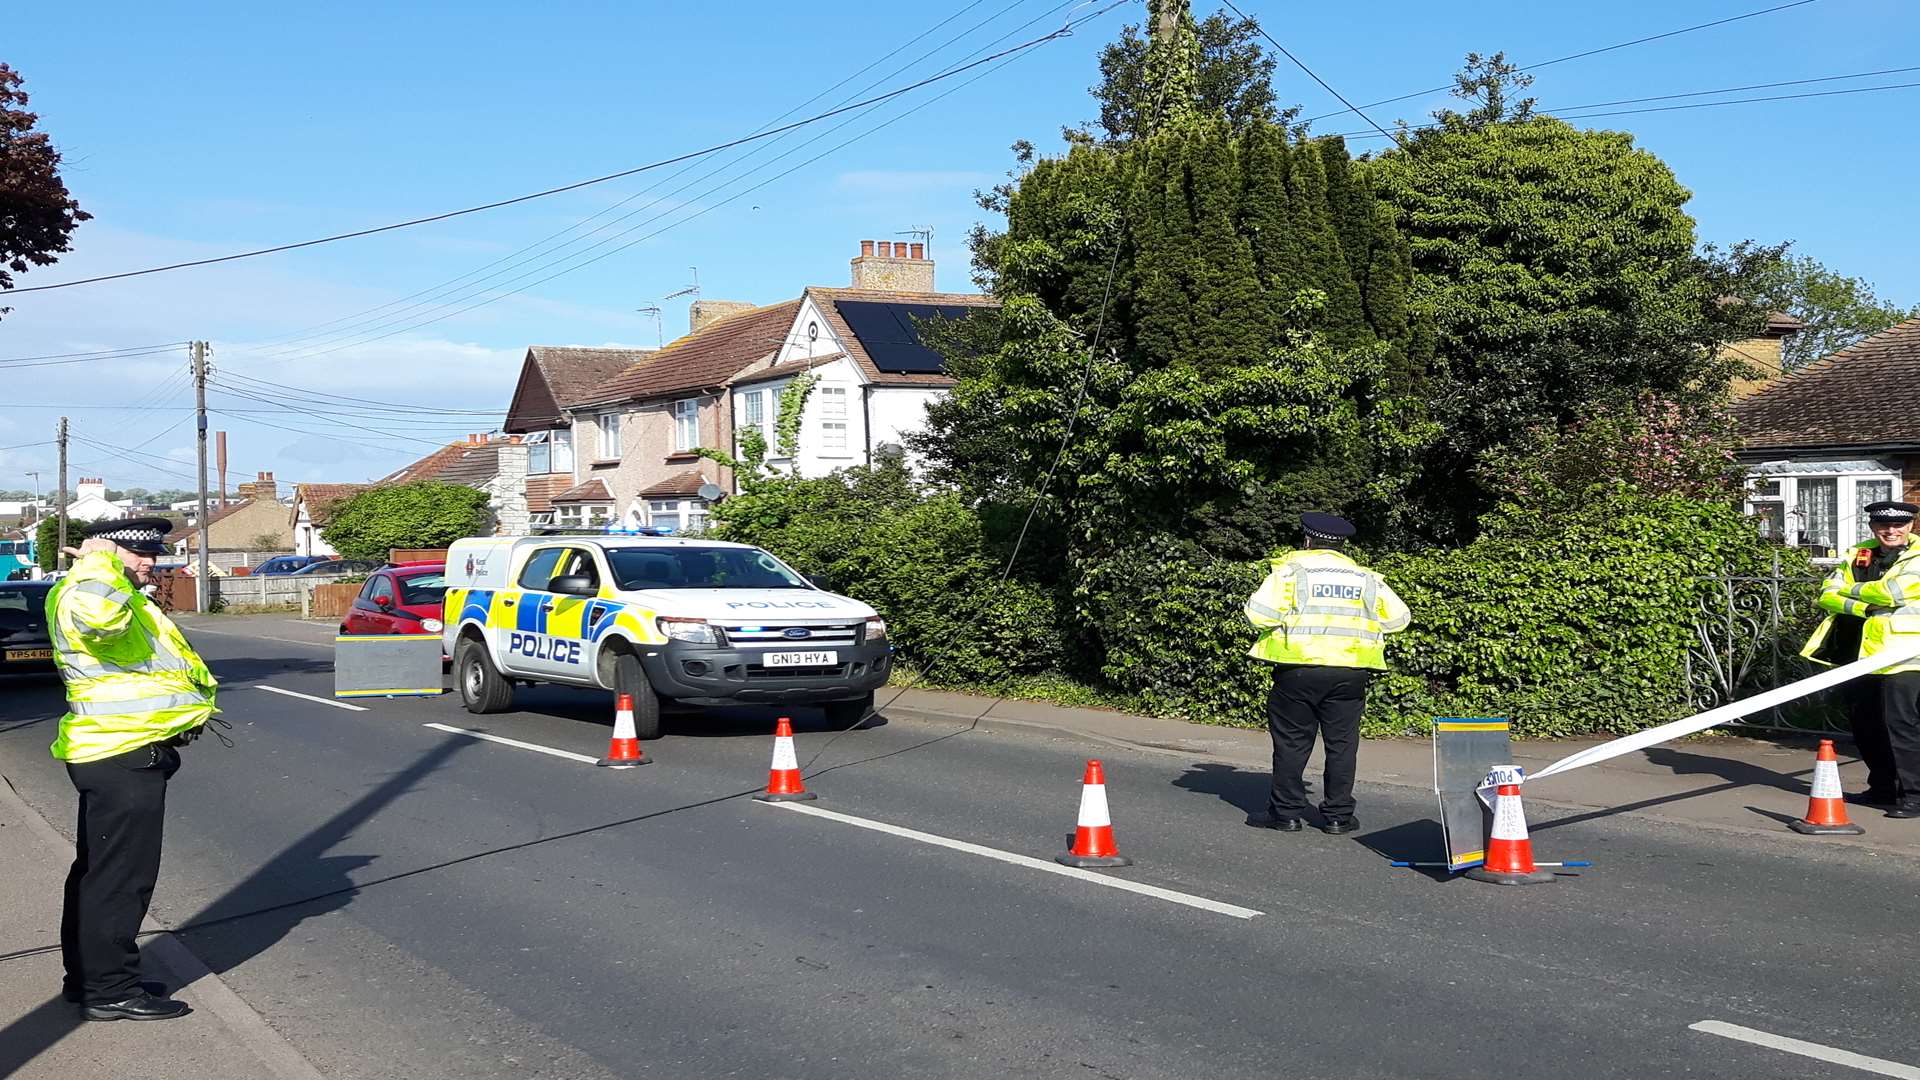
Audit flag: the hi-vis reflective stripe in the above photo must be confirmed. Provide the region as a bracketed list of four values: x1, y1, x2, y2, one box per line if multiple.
[1286, 625, 1382, 641]
[72, 580, 134, 606]
[1433, 720, 1508, 732]
[1246, 600, 1288, 621]
[49, 617, 195, 678]
[1077, 779, 1113, 828]
[69, 691, 208, 715]
[1379, 609, 1410, 631]
[1838, 597, 1874, 617]
[1297, 603, 1367, 617]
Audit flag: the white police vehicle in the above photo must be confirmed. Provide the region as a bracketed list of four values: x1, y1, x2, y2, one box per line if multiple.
[443, 531, 891, 738]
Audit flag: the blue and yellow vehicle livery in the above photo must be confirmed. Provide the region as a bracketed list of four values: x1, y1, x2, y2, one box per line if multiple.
[443, 533, 891, 738]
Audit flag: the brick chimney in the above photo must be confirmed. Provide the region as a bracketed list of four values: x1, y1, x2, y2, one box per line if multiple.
[238, 471, 278, 503]
[850, 237, 934, 293]
[691, 299, 756, 333]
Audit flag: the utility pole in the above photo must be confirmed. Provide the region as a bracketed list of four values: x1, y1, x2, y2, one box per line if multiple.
[55, 419, 68, 571]
[193, 341, 211, 612]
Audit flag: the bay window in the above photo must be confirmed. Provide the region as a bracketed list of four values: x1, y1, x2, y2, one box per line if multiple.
[1745, 460, 1903, 558]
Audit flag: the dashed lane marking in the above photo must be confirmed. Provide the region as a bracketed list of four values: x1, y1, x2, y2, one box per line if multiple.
[253, 685, 368, 712]
[1691, 1021, 1920, 1078]
[763, 800, 1263, 920]
[423, 722, 602, 765]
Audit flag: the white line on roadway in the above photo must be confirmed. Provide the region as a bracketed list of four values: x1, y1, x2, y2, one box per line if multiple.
[1691, 1021, 1920, 1078]
[763, 801, 1263, 920]
[253, 685, 368, 712]
[423, 722, 602, 765]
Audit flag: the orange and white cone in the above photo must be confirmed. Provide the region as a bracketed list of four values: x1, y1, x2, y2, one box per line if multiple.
[1467, 769, 1554, 885]
[596, 693, 651, 768]
[753, 716, 816, 802]
[1790, 739, 1864, 835]
[1057, 759, 1132, 868]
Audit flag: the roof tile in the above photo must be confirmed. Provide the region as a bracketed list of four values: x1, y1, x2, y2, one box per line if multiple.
[574, 301, 801, 407]
[1733, 318, 1920, 450]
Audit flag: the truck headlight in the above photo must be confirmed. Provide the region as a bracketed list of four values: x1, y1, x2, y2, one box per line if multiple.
[864, 616, 887, 639]
[657, 617, 719, 645]
[421, 618, 444, 633]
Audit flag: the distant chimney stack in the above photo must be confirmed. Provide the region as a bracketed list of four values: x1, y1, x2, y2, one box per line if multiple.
[850, 237, 935, 293]
[690, 298, 756, 333]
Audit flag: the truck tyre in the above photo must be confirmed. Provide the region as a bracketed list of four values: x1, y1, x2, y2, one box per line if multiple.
[455, 636, 514, 714]
[610, 649, 665, 740]
[824, 691, 875, 729]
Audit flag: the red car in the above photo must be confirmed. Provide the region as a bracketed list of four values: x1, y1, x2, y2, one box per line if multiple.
[339, 563, 448, 648]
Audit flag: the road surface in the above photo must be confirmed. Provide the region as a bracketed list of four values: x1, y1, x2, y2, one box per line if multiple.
[2, 620, 1916, 1079]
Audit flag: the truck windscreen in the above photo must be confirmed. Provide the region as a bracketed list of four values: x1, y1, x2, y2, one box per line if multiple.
[606, 547, 809, 591]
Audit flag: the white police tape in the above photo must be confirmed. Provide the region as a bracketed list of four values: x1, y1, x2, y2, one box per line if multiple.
[1529, 638, 1920, 783]
[1475, 764, 1526, 809]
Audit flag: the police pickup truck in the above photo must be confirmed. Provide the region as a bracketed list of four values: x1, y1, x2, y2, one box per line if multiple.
[443, 533, 890, 738]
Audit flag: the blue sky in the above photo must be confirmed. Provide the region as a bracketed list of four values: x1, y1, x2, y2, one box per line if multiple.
[2, 0, 1914, 493]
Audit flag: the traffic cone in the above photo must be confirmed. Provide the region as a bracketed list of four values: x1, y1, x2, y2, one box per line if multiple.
[754, 716, 816, 802]
[596, 693, 651, 768]
[1466, 773, 1554, 885]
[1057, 760, 1132, 868]
[1789, 739, 1865, 835]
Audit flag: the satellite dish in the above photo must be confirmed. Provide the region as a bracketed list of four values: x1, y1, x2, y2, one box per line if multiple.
[697, 482, 725, 502]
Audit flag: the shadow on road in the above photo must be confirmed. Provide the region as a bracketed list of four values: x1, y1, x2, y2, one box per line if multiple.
[1352, 819, 1455, 882]
[0, 736, 472, 1078]
[506, 683, 885, 738]
[1168, 762, 1310, 815]
[1531, 747, 1811, 834]
[206, 655, 336, 687]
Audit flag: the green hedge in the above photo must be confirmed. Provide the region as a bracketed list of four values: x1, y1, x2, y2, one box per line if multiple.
[717, 469, 1796, 737]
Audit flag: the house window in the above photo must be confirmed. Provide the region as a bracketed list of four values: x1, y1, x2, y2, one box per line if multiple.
[599, 412, 623, 460]
[551, 428, 574, 474]
[674, 399, 700, 452]
[739, 391, 765, 453]
[1745, 463, 1902, 557]
[819, 386, 848, 454]
[646, 498, 711, 535]
[528, 431, 550, 475]
[554, 503, 612, 528]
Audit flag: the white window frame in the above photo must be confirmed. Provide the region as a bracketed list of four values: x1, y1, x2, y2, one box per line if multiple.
[673, 398, 700, 452]
[818, 385, 849, 456]
[550, 427, 574, 474]
[738, 390, 767, 454]
[1745, 462, 1902, 561]
[598, 411, 623, 460]
[646, 497, 711, 535]
[553, 503, 612, 528]
[527, 430, 551, 475]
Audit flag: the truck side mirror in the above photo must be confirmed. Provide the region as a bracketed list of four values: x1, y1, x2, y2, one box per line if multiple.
[548, 574, 596, 596]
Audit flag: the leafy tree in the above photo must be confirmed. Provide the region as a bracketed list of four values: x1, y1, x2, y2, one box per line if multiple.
[35, 515, 58, 571]
[1365, 55, 1758, 539]
[1735, 245, 1920, 370]
[1084, 1, 1289, 144]
[0, 64, 90, 315]
[319, 482, 489, 562]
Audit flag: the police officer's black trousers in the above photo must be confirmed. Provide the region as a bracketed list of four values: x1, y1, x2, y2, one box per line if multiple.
[1881, 671, 1920, 802]
[1848, 676, 1900, 796]
[1266, 664, 1371, 821]
[62, 742, 179, 1005]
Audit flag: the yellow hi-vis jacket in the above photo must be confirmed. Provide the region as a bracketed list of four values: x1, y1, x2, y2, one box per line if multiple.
[46, 550, 216, 763]
[1801, 540, 1920, 676]
[1245, 549, 1410, 670]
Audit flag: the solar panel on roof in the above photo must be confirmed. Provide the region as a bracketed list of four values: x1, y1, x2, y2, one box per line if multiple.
[835, 300, 979, 374]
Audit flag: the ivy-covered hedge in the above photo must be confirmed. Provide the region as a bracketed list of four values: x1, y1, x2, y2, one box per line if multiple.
[714, 466, 1800, 737]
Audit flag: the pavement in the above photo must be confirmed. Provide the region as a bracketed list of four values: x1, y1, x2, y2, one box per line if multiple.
[0, 612, 1916, 1079]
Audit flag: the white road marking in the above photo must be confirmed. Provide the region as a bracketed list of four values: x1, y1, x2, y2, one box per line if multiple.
[423, 722, 602, 765]
[1691, 1021, 1920, 1078]
[253, 685, 367, 712]
[763, 801, 1263, 919]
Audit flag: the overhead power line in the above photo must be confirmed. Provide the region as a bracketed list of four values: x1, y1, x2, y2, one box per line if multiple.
[4, 16, 1094, 297]
[1219, 0, 1404, 146]
[1299, 0, 1822, 125]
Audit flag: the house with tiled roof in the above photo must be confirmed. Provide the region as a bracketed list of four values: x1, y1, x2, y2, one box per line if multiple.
[1732, 318, 1920, 558]
[533, 239, 996, 532]
[502, 345, 663, 528]
[290, 482, 373, 556]
[168, 473, 291, 554]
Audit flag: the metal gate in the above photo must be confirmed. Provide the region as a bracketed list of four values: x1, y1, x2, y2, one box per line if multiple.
[1684, 552, 1841, 732]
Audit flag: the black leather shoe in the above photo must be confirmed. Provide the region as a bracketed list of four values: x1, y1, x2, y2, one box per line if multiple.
[65, 980, 165, 1004]
[1848, 790, 1900, 807]
[81, 991, 190, 1021]
[1885, 803, 1920, 820]
[1318, 816, 1360, 835]
[1245, 811, 1305, 832]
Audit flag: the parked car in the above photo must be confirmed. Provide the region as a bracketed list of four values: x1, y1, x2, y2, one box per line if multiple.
[0, 580, 57, 674]
[340, 564, 448, 646]
[290, 559, 380, 578]
[252, 554, 334, 576]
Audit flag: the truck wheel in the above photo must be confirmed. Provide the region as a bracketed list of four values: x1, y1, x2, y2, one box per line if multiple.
[610, 649, 665, 740]
[824, 691, 876, 729]
[455, 637, 514, 714]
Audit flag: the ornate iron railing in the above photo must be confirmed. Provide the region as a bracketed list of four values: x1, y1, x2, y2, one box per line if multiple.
[1683, 551, 1840, 732]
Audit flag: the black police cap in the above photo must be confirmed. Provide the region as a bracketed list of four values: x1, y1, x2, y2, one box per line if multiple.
[1300, 512, 1356, 542]
[1865, 500, 1918, 525]
[85, 516, 173, 556]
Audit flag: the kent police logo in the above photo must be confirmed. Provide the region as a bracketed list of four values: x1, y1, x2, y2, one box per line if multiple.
[465, 555, 476, 576]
